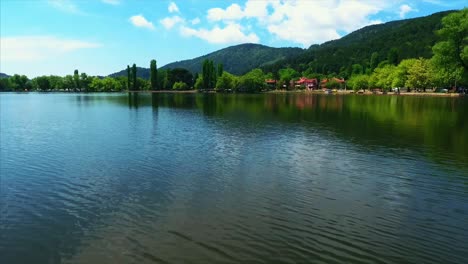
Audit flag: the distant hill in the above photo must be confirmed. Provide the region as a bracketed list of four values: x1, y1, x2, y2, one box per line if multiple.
[0, 73, 10, 78]
[161, 43, 304, 75]
[108, 67, 149, 79]
[109, 44, 304, 78]
[263, 10, 454, 75]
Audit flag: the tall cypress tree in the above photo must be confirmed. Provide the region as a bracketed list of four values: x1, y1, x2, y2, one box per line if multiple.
[150, 59, 158, 90]
[127, 65, 131, 90]
[73, 69, 80, 92]
[132, 63, 137, 91]
[217, 63, 223, 78]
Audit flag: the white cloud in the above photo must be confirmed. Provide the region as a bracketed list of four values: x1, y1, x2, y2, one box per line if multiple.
[160, 16, 184, 29]
[168, 2, 179, 13]
[102, 0, 120, 5]
[207, 4, 243, 21]
[0, 36, 101, 62]
[204, 0, 389, 47]
[191, 17, 201, 25]
[399, 4, 414, 18]
[48, 0, 84, 14]
[129, 15, 155, 30]
[180, 23, 259, 44]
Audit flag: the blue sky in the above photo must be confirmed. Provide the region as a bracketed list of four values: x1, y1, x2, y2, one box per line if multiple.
[1, 0, 466, 77]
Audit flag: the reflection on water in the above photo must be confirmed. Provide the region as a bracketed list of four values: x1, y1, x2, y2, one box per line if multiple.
[0, 92, 467, 264]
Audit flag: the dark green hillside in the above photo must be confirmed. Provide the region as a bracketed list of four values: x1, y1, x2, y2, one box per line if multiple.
[264, 10, 454, 75]
[109, 44, 303, 78]
[0, 73, 10, 78]
[161, 43, 304, 75]
[108, 67, 149, 79]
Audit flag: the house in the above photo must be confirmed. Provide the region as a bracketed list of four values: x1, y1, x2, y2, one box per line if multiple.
[295, 77, 318, 89]
[265, 79, 277, 89]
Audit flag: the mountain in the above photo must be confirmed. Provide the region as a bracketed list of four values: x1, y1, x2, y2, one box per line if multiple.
[161, 43, 304, 75]
[108, 44, 304, 78]
[0, 73, 10, 78]
[108, 67, 149, 79]
[263, 10, 454, 75]
[109, 10, 454, 79]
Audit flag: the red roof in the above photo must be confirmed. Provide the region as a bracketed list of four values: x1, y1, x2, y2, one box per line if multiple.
[295, 77, 317, 85]
[265, 79, 277, 84]
[321, 78, 345, 84]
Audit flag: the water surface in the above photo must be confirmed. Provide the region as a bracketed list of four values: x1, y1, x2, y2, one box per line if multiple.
[1, 93, 467, 263]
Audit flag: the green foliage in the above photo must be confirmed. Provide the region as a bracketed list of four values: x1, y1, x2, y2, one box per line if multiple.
[202, 59, 216, 90]
[351, 64, 364, 76]
[325, 79, 342, 89]
[263, 11, 454, 75]
[89, 77, 124, 92]
[150, 59, 158, 90]
[237, 69, 265, 93]
[371, 65, 396, 90]
[35, 76, 51, 91]
[194, 75, 203, 90]
[387, 48, 400, 65]
[172, 81, 188, 90]
[216, 72, 237, 91]
[278, 67, 299, 89]
[431, 8, 468, 87]
[73, 69, 80, 91]
[168, 68, 193, 89]
[132, 64, 137, 91]
[405, 58, 434, 91]
[127, 65, 131, 90]
[217, 63, 224, 77]
[349, 75, 369, 91]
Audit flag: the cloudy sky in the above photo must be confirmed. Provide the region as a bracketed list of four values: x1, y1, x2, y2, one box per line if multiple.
[1, 0, 466, 77]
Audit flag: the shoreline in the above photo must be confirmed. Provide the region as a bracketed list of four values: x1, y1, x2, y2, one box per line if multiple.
[265, 90, 466, 97]
[1, 90, 465, 97]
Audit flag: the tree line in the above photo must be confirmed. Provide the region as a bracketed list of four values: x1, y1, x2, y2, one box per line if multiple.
[1, 9, 465, 93]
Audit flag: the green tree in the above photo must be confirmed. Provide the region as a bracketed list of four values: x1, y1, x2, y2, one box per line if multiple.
[432, 8, 468, 88]
[194, 75, 203, 90]
[132, 64, 137, 91]
[35, 76, 51, 91]
[127, 65, 131, 90]
[202, 59, 216, 90]
[216, 72, 236, 91]
[150, 59, 158, 90]
[80, 73, 90, 92]
[73, 69, 80, 91]
[349, 75, 369, 91]
[370, 52, 380, 70]
[278, 67, 299, 89]
[217, 63, 224, 78]
[387, 48, 400, 65]
[63, 75, 74, 91]
[405, 58, 433, 92]
[238, 68, 265, 92]
[173, 81, 188, 90]
[351, 64, 364, 76]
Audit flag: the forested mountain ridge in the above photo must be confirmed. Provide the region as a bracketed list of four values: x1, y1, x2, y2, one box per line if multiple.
[109, 44, 304, 78]
[161, 43, 304, 75]
[263, 10, 455, 76]
[109, 10, 454, 79]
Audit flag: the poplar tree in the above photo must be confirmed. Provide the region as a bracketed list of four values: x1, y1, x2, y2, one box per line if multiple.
[150, 59, 158, 90]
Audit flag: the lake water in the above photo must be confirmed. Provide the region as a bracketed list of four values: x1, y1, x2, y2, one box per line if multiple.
[1, 92, 467, 264]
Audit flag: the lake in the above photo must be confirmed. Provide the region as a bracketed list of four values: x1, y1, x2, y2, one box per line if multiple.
[1, 92, 467, 264]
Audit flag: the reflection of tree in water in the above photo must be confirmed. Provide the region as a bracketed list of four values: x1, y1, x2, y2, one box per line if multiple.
[112, 93, 468, 165]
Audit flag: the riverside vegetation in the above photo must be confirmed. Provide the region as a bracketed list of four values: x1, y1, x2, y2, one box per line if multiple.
[0, 9, 466, 93]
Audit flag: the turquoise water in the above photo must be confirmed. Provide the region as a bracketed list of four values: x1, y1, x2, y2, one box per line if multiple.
[1, 93, 467, 263]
